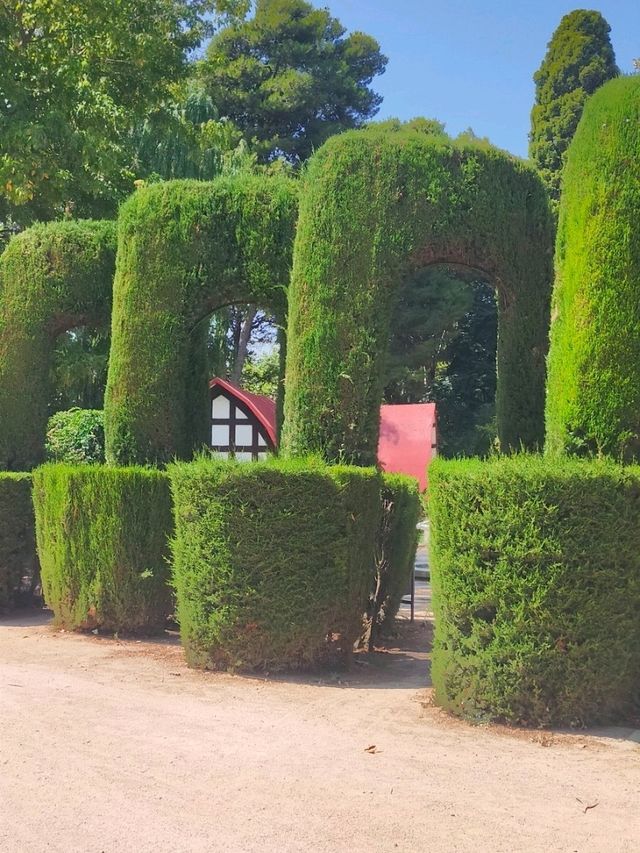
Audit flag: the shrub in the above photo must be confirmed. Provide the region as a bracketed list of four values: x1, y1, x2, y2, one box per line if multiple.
[0, 474, 37, 609]
[428, 455, 640, 726]
[169, 457, 381, 671]
[363, 473, 421, 648]
[546, 77, 640, 458]
[33, 464, 173, 633]
[45, 409, 105, 464]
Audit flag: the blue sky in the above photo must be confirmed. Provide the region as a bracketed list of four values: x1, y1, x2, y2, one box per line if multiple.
[329, 1, 638, 157]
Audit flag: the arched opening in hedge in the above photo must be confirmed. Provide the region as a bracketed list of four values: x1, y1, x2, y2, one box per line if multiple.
[0, 221, 116, 470]
[281, 128, 554, 465]
[104, 175, 298, 465]
[383, 261, 498, 457]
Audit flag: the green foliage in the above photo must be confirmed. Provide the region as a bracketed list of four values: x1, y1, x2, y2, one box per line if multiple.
[240, 348, 281, 398]
[428, 455, 640, 726]
[282, 125, 553, 464]
[131, 82, 256, 183]
[0, 474, 37, 610]
[169, 457, 381, 671]
[104, 174, 297, 465]
[429, 280, 497, 457]
[364, 473, 421, 648]
[546, 77, 640, 460]
[200, 0, 388, 163]
[51, 329, 110, 412]
[45, 409, 105, 464]
[529, 10, 618, 209]
[33, 464, 173, 633]
[0, 220, 116, 470]
[383, 266, 473, 403]
[0, 1, 243, 224]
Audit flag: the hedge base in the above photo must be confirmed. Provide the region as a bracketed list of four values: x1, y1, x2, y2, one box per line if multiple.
[428, 455, 640, 727]
[0, 474, 37, 609]
[170, 458, 381, 671]
[33, 464, 173, 633]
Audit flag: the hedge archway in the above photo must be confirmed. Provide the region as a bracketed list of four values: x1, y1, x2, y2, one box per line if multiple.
[104, 175, 298, 465]
[545, 77, 640, 459]
[0, 221, 116, 470]
[281, 129, 554, 464]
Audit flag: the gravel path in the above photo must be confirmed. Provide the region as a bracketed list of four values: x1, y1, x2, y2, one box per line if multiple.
[1, 610, 638, 853]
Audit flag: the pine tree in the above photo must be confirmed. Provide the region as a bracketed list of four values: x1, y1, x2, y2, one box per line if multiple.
[529, 10, 618, 210]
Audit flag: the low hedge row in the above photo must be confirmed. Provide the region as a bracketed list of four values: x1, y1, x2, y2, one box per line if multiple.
[363, 473, 421, 649]
[33, 465, 173, 633]
[428, 455, 640, 727]
[0, 474, 37, 609]
[169, 457, 381, 671]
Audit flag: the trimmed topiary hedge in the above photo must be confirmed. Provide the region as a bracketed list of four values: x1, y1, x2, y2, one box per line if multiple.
[45, 409, 105, 464]
[0, 474, 37, 609]
[169, 457, 381, 671]
[546, 76, 640, 459]
[428, 455, 640, 727]
[104, 175, 297, 465]
[363, 473, 421, 648]
[282, 126, 553, 463]
[0, 220, 116, 471]
[33, 464, 173, 633]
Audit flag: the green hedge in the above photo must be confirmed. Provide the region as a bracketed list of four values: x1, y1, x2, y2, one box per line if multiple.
[104, 175, 297, 465]
[546, 77, 640, 459]
[45, 409, 105, 464]
[282, 126, 553, 463]
[428, 456, 640, 726]
[0, 220, 116, 471]
[33, 464, 173, 633]
[0, 474, 37, 609]
[363, 473, 421, 648]
[169, 457, 381, 671]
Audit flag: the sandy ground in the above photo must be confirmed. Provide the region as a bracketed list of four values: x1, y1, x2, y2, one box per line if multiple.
[1, 603, 639, 853]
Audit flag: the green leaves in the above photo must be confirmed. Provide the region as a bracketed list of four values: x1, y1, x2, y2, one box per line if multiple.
[0, 1, 228, 223]
[199, 0, 387, 163]
[529, 10, 618, 210]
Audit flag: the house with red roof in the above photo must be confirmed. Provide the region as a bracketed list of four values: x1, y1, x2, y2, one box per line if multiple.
[209, 377, 437, 490]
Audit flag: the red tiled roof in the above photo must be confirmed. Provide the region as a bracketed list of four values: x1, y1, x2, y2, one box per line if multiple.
[209, 377, 277, 446]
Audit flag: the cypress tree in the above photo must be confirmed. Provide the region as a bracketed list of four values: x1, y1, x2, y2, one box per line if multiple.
[529, 9, 618, 210]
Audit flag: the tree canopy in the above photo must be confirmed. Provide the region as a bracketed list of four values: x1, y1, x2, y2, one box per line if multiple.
[0, 0, 247, 225]
[199, 0, 388, 162]
[529, 9, 618, 210]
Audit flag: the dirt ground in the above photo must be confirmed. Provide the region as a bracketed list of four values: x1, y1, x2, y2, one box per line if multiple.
[1, 610, 639, 853]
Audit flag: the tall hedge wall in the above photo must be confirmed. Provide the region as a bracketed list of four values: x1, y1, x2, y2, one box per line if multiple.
[546, 77, 640, 459]
[104, 175, 297, 466]
[169, 458, 381, 671]
[429, 455, 640, 726]
[33, 464, 173, 633]
[282, 127, 554, 464]
[0, 474, 37, 609]
[0, 221, 116, 471]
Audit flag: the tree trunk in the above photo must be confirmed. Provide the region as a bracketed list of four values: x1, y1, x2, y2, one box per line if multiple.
[230, 305, 257, 384]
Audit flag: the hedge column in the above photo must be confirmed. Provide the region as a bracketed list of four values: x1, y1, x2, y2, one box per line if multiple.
[546, 77, 640, 459]
[104, 175, 297, 465]
[282, 129, 554, 464]
[0, 221, 116, 470]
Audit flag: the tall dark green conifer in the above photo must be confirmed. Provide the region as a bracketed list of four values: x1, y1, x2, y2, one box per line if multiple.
[529, 9, 618, 209]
